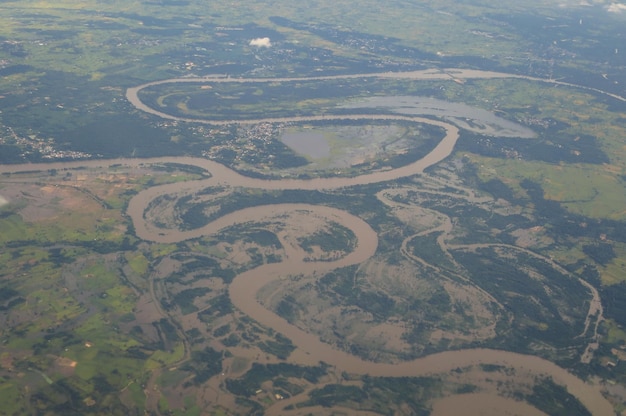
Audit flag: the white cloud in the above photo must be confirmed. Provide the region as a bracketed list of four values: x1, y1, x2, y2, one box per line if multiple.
[558, 1, 591, 7]
[557, 0, 626, 13]
[249, 37, 271, 47]
[607, 2, 626, 12]
[557, 0, 626, 7]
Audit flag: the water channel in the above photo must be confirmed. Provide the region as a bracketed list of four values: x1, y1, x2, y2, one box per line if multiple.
[1, 68, 617, 415]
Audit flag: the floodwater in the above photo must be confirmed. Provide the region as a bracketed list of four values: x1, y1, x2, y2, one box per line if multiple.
[339, 95, 537, 138]
[280, 131, 330, 158]
[0, 68, 616, 415]
[4, 158, 613, 415]
[431, 393, 548, 416]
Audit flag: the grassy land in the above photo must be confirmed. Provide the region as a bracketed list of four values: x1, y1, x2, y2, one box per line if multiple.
[0, 165, 221, 414]
[468, 154, 626, 220]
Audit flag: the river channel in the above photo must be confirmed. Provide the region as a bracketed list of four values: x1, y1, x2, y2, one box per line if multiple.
[0, 68, 616, 415]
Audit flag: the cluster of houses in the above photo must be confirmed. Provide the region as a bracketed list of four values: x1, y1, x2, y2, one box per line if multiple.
[0, 125, 92, 161]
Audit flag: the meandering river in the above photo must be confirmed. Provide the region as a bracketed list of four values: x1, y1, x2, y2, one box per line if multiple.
[1, 68, 617, 415]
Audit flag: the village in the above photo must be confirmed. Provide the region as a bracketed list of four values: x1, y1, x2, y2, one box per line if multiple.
[0, 124, 93, 161]
[199, 122, 295, 171]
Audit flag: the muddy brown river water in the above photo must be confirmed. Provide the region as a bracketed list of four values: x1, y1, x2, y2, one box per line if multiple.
[0, 68, 617, 415]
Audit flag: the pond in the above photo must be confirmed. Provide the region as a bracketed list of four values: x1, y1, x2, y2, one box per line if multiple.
[280, 131, 330, 158]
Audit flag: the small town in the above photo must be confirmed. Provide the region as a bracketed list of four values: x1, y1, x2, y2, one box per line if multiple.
[0, 124, 93, 161]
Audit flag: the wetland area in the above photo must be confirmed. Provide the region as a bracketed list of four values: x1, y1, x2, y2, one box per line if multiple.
[1, 68, 621, 415]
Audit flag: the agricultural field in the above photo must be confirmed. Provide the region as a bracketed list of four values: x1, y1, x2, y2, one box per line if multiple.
[1, 0, 626, 415]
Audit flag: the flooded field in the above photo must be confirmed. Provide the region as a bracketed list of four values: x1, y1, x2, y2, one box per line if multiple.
[280, 131, 330, 158]
[123, 153, 611, 415]
[339, 95, 537, 138]
[4, 158, 612, 414]
[0, 68, 616, 415]
[431, 393, 548, 416]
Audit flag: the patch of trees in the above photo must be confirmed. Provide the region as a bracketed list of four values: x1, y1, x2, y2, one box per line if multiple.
[452, 247, 588, 348]
[601, 282, 626, 327]
[152, 318, 179, 349]
[63, 116, 184, 159]
[245, 229, 281, 248]
[226, 362, 327, 397]
[76, 237, 137, 254]
[301, 384, 367, 408]
[173, 254, 219, 272]
[406, 232, 455, 269]
[0, 144, 27, 163]
[457, 129, 609, 165]
[525, 377, 591, 416]
[172, 287, 211, 315]
[213, 324, 230, 338]
[172, 254, 235, 283]
[299, 221, 356, 254]
[125, 346, 152, 359]
[360, 376, 440, 416]
[182, 347, 223, 385]
[317, 266, 397, 321]
[276, 295, 300, 324]
[273, 377, 304, 397]
[154, 162, 211, 177]
[582, 242, 616, 266]
[197, 293, 233, 322]
[221, 333, 240, 347]
[175, 195, 211, 231]
[479, 178, 519, 202]
[47, 247, 75, 265]
[258, 333, 295, 360]
[0, 286, 24, 311]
